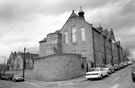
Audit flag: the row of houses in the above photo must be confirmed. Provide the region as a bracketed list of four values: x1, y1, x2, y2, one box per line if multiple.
[7, 52, 38, 71]
[7, 8, 125, 81]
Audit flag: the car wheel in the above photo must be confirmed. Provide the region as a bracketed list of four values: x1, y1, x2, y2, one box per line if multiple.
[13, 79, 16, 82]
[107, 73, 109, 77]
[100, 74, 103, 80]
[132, 78, 135, 82]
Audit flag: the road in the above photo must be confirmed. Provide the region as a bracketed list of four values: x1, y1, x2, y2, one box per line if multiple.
[0, 65, 135, 88]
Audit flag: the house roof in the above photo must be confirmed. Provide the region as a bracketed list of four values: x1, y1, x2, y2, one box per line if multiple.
[102, 29, 108, 37]
[108, 29, 116, 41]
[116, 41, 121, 46]
[20, 52, 38, 60]
[39, 37, 47, 43]
[69, 10, 78, 18]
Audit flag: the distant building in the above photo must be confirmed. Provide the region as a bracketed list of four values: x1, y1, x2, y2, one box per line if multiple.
[7, 52, 38, 70]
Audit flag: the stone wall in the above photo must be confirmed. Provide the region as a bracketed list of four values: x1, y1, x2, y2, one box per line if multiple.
[33, 54, 85, 81]
[8, 54, 85, 81]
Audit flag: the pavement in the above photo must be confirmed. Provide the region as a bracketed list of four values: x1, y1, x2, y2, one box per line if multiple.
[1, 65, 134, 88]
[24, 76, 86, 87]
[22, 65, 135, 88]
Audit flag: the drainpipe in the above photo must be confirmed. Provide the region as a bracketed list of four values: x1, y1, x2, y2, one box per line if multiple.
[92, 28, 96, 67]
[104, 37, 106, 66]
[110, 40, 113, 65]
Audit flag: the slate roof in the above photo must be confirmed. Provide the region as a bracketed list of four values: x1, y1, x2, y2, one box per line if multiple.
[39, 37, 47, 43]
[20, 52, 38, 60]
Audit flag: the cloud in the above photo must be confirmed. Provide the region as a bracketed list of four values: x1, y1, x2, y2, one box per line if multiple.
[0, 0, 121, 23]
[0, 0, 134, 62]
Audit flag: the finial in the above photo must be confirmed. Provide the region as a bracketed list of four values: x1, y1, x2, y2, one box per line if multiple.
[99, 23, 102, 29]
[72, 10, 74, 13]
[80, 6, 82, 10]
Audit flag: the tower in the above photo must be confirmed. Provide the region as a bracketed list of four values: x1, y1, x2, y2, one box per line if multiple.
[78, 6, 85, 19]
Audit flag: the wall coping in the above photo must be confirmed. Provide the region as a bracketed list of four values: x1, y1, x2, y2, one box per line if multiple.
[34, 53, 81, 60]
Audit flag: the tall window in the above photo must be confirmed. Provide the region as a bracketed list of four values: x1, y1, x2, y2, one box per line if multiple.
[72, 26, 77, 43]
[81, 27, 86, 41]
[64, 32, 68, 43]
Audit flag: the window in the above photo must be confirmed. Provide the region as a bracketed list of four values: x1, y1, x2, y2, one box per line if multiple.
[71, 26, 77, 43]
[81, 57, 86, 69]
[72, 50, 78, 54]
[81, 27, 86, 41]
[64, 32, 68, 43]
[54, 39, 57, 44]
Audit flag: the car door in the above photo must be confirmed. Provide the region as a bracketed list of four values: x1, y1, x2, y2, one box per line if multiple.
[102, 68, 107, 76]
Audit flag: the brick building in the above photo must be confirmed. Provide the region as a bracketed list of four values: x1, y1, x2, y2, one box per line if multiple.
[7, 8, 124, 81]
[39, 8, 124, 72]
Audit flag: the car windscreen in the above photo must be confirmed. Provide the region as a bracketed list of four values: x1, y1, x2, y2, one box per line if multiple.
[89, 68, 99, 71]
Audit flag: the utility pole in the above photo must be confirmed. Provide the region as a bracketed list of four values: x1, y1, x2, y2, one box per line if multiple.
[23, 47, 26, 78]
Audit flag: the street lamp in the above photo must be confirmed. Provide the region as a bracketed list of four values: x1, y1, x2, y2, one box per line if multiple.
[23, 47, 26, 78]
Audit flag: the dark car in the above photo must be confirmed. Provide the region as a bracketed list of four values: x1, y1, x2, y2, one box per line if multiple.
[131, 65, 135, 82]
[106, 64, 115, 73]
[4, 72, 14, 80]
[114, 64, 120, 71]
[0, 75, 5, 80]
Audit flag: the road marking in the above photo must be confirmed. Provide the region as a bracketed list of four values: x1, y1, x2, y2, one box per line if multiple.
[110, 84, 119, 88]
[111, 77, 120, 83]
[121, 72, 126, 76]
[24, 82, 42, 87]
[112, 73, 115, 75]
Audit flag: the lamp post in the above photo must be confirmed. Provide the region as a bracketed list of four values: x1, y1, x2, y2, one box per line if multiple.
[23, 47, 26, 78]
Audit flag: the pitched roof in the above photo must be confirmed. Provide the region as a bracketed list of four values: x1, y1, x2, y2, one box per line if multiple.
[69, 10, 78, 18]
[20, 52, 38, 60]
[102, 29, 108, 36]
[95, 26, 103, 33]
[108, 28, 115, 41]
[116, 41, 121, 46]
[39, 37, 47, 43]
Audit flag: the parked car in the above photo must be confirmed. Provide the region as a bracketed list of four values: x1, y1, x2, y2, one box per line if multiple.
[12, 75, 24, 82]
[86, 67, 108, 80]
[4, 72, 14, 80]
[127, 61, 133, 65]
[0, 72, 5, 80]
[106, 64, 115, 73]
[123, 62, 128, 67]
[131, 65, 135, 82]
[114, 64, 120, 71]
[0, 75, 5, 80]
[104, 67, 111, 74]
[119, 63, 124, 69]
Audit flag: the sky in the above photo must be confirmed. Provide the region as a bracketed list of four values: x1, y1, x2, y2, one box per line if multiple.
[0, 0, 134, 63]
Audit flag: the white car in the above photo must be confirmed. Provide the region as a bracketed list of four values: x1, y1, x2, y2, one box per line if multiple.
[86, 67, 108, 80]
[12, 75, 24, 82]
